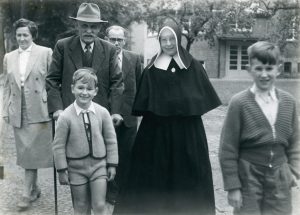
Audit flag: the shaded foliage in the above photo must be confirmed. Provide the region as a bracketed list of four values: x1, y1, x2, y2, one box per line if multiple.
[1, 0, 143, 51]
[139, 0, 299, 52]
[1, 0, 299, 53]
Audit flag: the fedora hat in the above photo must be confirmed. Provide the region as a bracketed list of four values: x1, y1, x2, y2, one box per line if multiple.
[70, 3, 108, 23]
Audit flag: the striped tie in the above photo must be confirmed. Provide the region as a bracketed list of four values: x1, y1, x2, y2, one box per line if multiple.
[83, 44, 92, 67]
[82, 111, 91, 143]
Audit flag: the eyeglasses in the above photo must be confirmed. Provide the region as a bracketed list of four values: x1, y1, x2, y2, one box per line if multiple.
[109, 37, 124, 42]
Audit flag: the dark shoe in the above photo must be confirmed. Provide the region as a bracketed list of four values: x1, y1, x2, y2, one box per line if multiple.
[30, 187, 41, 202]
[17, 196, 31, 211]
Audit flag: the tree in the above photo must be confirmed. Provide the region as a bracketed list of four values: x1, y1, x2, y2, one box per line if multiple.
[139, 0, 256, 52]
[254, 0, 299, 51]
[1, 0, 298, 54]
[137, 0, 300, 52]
[0, 0, 143, 52]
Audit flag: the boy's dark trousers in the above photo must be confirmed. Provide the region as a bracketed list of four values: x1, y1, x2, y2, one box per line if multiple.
[234, 159, 294, 215]
[107, 123, 137, 204]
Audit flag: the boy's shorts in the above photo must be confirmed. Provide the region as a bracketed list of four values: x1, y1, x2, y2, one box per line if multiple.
[67, 156, 107, 185]
[234, 159, 294, 215]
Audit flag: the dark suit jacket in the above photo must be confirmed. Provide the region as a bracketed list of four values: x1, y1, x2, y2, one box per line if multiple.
[3, 43, 52, 128]
[120, 50, 142, 127]
[46, 35, 123, 114]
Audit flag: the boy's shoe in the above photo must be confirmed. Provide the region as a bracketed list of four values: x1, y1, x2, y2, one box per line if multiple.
[17, 196, 31, 211]
[30, 187, 41, 202]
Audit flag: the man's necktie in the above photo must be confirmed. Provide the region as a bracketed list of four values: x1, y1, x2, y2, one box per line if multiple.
[82, 111, 91, 143]
[83, 44, 92, 67]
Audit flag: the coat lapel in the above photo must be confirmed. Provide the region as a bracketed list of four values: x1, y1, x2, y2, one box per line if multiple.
[23, 43, 38, 82]
[122, 51, 131, 80]
[69, 36, 83, 70]
[12, 51, 21, 89]
[91, 38, 105, 74]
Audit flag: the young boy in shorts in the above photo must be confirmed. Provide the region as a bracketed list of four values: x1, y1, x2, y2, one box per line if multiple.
[219, 41, 299, 215]
[52, 68, 118, 215]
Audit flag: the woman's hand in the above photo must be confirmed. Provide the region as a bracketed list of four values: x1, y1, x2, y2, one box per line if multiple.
[228, 189, 243, 209]
[58, 170, 69, 185]
[107, 167, 116, 181]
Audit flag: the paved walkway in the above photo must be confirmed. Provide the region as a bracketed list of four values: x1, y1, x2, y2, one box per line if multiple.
[0, 102, 299, 214]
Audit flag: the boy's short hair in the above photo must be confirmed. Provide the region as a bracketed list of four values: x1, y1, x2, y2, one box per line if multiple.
[72, 68, 98, 86]
[247, 41, 281, 65]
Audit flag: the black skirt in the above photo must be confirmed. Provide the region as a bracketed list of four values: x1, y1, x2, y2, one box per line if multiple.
[114, 113, 216, 215]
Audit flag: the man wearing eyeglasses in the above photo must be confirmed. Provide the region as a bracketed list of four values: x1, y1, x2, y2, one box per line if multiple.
[106, 25, 142, 206]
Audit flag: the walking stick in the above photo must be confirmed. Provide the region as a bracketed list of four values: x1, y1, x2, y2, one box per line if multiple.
[52, 118, 58, 215]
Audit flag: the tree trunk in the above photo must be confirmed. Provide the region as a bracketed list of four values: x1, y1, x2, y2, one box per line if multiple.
[0, 5, 5, 75]
[186, 39, 194, 53]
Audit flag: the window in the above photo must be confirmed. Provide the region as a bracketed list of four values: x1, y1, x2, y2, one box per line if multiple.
[297, 63, 300, 73]
[287, 17, 298, 41]
[241, 46, 249, 70]
[284, 62, 292, 74]
[228, 44, 249, 71]
[230, 21, 252, 32]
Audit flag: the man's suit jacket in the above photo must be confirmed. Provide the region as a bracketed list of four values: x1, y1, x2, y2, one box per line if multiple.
[3, 43, 52, 128]
[120, 50, 142, 127]
[46, 35, 123, 114]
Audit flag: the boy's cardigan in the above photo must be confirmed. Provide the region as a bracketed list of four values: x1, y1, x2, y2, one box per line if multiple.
[219, 89, 300, 191]
[53, 103, 118, 171]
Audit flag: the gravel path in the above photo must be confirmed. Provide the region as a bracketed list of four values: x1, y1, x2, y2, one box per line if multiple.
[1, 103, 299, 215]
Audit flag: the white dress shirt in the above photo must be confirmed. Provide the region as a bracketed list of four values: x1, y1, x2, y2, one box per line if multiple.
[19, 44, 33, 86]
[250, 84, 278, 137]
[117, 50, 123, 70]
[74, 101, 96, 123]
[80, 40, 94, 53]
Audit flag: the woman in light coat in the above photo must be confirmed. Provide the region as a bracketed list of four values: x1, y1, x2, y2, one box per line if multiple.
[2, 18, 53, 211]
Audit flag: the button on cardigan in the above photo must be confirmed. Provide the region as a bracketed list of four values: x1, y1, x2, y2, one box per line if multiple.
[219, 89, 300, 191]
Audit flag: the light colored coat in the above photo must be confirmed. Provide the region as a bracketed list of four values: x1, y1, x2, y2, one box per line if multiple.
[2, 43, 52, 128]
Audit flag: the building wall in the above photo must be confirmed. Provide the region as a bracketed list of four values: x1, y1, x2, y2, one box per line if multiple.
[128, 22, 145, 57]
[188, 38, 220, 78]
[130, 21, 159, 67]
[129, 20, 299, 79]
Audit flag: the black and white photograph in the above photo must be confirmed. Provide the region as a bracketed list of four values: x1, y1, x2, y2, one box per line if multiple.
[0, 0, 299, 214]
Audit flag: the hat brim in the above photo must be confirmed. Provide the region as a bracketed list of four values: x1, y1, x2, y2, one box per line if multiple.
[70, 16, 108, 23]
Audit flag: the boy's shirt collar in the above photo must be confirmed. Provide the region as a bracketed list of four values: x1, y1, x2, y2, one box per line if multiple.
[74, 101, 96, 115]
[250, 84, 277, 101]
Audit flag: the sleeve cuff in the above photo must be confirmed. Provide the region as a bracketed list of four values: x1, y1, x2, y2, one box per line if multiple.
[107, 163, 118, 167]
[56, 168, 68, 173]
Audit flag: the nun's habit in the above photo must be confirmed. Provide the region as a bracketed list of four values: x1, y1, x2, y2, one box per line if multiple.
[114, 20, 221, 215]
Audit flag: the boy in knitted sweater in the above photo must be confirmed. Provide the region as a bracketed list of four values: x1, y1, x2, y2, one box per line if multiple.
[52, 68, 118, 215]
[219, 41, 299, 215]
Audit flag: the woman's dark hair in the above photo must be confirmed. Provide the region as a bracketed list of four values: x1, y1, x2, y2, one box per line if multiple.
[13, 18, 38, 40]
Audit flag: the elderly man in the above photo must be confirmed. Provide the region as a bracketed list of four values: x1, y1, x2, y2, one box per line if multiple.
[106, 25, 142, 205]
[46, 3, 124, 126]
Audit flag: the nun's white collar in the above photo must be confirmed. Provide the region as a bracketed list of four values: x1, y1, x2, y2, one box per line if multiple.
[154, 53, 185, 70]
